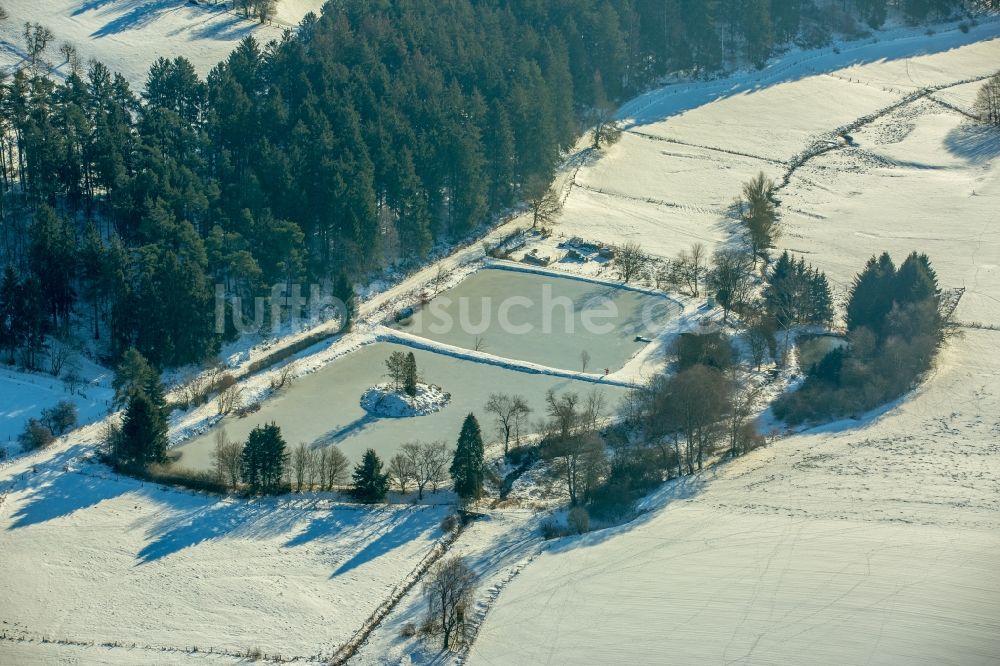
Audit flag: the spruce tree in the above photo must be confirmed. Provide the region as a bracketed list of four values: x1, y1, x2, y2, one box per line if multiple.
[112, 348, 156, 409]
[0, 266, 20, 363]
[403, 351, 418, 397]
[333, 271, 356, 332]
[242, 422, 287, 494]
[117, 391, 168, 469]
[846, 253, 896, 335]
[450, 413, 484, 501]
[894, 252, 939, 306]
[352, 448, 389, 502]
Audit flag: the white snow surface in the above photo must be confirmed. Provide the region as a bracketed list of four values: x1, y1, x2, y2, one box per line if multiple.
[2, 14, 1000, 666]
[0, 359, 114, 456]
[0, 0, 325, 86]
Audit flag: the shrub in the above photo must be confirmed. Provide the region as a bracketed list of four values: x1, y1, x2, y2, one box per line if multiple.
[440, 513, 460, 533]
[144, 465, 230, 494]
[40, 400, 78, 436]
[400, 623, 417, 638]
[673, 332, 735, 372]
[567, 507, 590, 534]
[540, 518, 565, 539]
[19, 419, 54, 452]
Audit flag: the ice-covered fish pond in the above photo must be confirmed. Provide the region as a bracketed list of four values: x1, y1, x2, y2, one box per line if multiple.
[395, 267, 680, 372]
[171, 267, 681, 471]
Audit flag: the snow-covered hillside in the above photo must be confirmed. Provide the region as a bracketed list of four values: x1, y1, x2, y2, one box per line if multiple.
[466, 22, 1000, 666]
[0, 362, 113, 456]
[0, 0, 324, 86]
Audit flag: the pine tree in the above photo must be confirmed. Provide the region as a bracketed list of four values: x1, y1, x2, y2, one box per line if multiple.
[894, 252, 939, 307]
[242, 422, 287, 494]
[846, 252, 896, 335]
[112, 347, 156, 409]
[332, 271, 356, 332]
[0, 266, 20, 363]
[117, 390, 168, 468]
[352, 448, 389, 502]
[403, 351, 418, 397]
[450, 413, 484, 501]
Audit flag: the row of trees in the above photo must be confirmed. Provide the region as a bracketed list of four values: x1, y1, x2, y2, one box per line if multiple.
[627, 0, 981, 75]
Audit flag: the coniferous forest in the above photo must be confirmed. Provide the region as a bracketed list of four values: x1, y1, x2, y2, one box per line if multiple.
[0, 0, 987, 369]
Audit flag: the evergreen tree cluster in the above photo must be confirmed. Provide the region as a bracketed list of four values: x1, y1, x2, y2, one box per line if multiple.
[764, 251, 834, 330]
[627, 0, 972, 72]
[775, 251, 945, 424]
[240, 421, 288, 493]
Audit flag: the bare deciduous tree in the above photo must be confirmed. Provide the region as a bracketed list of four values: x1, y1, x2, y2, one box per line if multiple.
[324, 447, 350, 489]
[707, 247, 756, 322]
[423, 557, 476, 651]
[388, 452, 415, 493]
[23, 22, 54, 69]
[212, 429, 243, 489]
[484, 393, 532, 456]
[525, 175, 562, 230]
[48, 337, 77, 377]
[727, 383, 762, 457]
[582, 388, 607, 431]
[612, 242, 648, 283]
[736, 172, 780, 264]
[400, 440, 451, 498]
[292, 442, 310, 491]
[674, 243, 707, 297]
[974, 71, 1000, 126]
[580, 350, 591, 373]
[270, 360, 297, 391]
[591, 105, 623, 149]
[217, 383, 244, 415]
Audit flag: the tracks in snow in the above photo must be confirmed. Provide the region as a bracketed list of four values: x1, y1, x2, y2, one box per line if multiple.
[331, 518, 470, 665]
[778, 72, 999, 192]
[627, 130, 788, 166]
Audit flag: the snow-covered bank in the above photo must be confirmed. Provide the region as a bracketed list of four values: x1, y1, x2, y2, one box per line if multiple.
[361, 383, 451, 418]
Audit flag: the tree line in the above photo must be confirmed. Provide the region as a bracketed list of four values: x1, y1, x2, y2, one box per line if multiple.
[1, 0, 986, 376]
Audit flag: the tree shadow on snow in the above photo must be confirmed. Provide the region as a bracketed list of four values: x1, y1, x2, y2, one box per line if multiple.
[133, 496, 307, 563]
[311, 413, 380, 447]
[329, 508, 440, 578]
[944, 123, 1000, 165]
[5, 446, 131, 530]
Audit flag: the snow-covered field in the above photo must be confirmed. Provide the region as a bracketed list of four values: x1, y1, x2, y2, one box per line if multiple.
[466, 21, 1000, 666]
[1, 12, 999, 666]
[0, 0, 324, 86]
[0, 441, 450, 663]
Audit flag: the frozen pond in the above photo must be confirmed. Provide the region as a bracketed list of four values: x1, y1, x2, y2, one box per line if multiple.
[171, 342, 629, 472]
[395, 268, 680, 373]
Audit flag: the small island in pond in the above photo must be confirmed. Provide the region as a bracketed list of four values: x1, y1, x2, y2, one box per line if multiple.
[361, 351, 451, 417]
